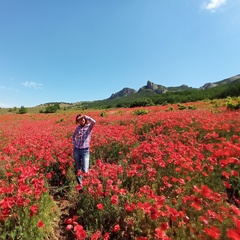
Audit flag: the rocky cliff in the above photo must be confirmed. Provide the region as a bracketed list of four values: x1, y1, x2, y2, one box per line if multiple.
[139, 80, 168, 94]
[109, 87, 137, 99]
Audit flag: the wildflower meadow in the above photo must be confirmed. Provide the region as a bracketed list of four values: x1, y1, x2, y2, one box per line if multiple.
[0, 99, 240, 239]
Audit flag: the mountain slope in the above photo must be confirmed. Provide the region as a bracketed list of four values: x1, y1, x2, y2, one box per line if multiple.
[200, 74, 240, 90]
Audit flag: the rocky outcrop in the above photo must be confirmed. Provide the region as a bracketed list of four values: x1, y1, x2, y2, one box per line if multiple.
[228, 74, 240, 82]
[199, 83, 218, 90]
[109, 87, 137, 99]
[146, 81, 159, 90]
[139, 80, 168, 94]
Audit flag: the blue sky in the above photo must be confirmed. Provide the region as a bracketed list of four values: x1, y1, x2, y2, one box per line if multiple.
[0, 0, 240, 108]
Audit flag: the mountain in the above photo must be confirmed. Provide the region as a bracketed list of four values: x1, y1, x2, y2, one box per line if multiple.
[200, 74, 240, 90]
[109, 75, 240, 99]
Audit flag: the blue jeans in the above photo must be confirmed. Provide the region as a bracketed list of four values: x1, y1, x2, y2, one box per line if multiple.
[73, 147, 90, 187]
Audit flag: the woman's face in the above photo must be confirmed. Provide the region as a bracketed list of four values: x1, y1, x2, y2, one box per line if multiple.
[78, 117, 86, 126]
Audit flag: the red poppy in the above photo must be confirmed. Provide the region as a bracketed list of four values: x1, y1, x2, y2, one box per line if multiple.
[227, 229, 240, 240]
[110, 195, 119, 205]
[74, 224, 87, 240]
[30, 205, 38, 217]
[97, 203, 104, 210]
[91, 230, 102, 240]
[37, 221, 44, 228]
[113, 224, 120, 232]
[204, 226, 220, 239]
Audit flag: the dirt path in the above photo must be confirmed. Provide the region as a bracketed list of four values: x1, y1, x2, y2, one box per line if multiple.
[52, 198, 77, 240]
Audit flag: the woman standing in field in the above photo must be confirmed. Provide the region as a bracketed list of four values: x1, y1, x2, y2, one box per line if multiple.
[72, 114, 96, 192]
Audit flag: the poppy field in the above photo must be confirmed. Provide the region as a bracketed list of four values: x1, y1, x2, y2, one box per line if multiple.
[0, 99, 240, 240]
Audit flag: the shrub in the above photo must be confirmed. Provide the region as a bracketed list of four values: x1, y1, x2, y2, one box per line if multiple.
[18, 106, 28, 114]
[100, 111, 106, 117]
[133, 109, 149, 115]
[226, 97, 240, 110]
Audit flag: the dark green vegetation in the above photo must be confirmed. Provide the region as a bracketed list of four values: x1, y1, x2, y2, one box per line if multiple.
[39, 103, 61, 113]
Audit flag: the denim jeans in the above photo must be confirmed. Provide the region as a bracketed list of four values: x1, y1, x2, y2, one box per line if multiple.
[73, 147, 90, 187]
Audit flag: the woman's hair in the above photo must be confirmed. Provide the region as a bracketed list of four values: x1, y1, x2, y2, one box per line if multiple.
[75, 114, 82, 124]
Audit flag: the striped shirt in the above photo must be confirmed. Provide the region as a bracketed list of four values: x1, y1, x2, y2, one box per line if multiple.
[72, 116, 96, 149]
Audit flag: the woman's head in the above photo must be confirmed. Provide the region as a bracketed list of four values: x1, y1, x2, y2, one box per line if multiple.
[75, 114, 86, 126]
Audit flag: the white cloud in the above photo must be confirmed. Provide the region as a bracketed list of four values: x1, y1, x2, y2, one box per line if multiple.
[204, 0, 227, 10]
[21, 81, 43, 89]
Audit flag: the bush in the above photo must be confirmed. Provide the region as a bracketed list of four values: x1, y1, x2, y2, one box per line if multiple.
[177, 103, 187, 110]
[133, 109, 149, 115]
[226, 97, 240, 110]
[40, 103, 60, 113]
[100, 111, 106, 117]
[18, 106, 28, 114]
[129, 98, 154, 108]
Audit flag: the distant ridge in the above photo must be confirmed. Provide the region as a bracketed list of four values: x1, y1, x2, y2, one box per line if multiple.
[108, 74, 240, 99]
[31, 74, 240, 107]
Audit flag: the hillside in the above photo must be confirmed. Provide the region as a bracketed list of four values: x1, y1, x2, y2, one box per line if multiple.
[83, 75, 240, 109]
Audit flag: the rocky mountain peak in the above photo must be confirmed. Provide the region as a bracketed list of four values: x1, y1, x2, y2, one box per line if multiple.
[146, 81, 158, 90]
[109, 87, 137, 99]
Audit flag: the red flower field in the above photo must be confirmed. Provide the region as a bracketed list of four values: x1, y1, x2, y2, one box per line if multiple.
[0, 100, 239, 239]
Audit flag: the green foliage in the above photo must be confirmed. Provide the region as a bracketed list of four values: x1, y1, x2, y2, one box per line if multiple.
[8, 107, 17, 112]
[133, 109, 149, 115]
[188, 105, 196, 110]
[43, 159, 73, 199]
[0, 192, 57, 240]
[56, 118, 64, 123]
[177, 103, 187, 110]
[226, 97, 240, 110]
[91, 140, 130, 164]
[165, 106, 174, 111]
[129, 98, 154, 108]
[39, 103, 60, 113]
[76, 190, 126, 237]
[100, 111, 106, 117]
[18, 106, 28, 114]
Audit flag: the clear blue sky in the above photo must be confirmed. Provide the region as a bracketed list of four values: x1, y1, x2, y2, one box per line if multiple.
[0, 0, 239, 108]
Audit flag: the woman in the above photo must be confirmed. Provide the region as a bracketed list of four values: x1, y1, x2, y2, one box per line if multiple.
[72, 114, 96, 191]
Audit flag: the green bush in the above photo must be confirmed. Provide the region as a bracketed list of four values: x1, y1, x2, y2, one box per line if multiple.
[40, 103, 60, 113]
[226, 97, 240, 110]
[133, 109, 149, 115]
[18, 106, 28, 114]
